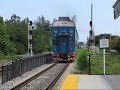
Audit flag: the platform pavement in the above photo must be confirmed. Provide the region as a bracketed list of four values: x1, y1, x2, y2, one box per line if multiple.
[60, 74, 112, 90]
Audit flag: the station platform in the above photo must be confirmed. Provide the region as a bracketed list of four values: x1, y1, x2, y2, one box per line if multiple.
[60, 75, 112, 90]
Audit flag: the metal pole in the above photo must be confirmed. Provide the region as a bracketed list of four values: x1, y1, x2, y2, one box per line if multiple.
[28, 24, 29, 56]
[91, 4, 95, 47]
[2, 65, 4, 84]
[28, 21, 33, 56]
[89, 54, 91, 75]
[91, 3, 93, 30]
[103, 49, 105, 75]
[110, 33, 111, 51]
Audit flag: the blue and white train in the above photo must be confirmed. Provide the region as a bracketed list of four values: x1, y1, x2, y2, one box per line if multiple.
[51, 17, 79, 61]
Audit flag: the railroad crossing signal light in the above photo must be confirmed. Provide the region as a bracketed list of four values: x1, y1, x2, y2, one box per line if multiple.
[90, 43, 92, 46]
[90, 39, 92, 46]
[89, 30, 93, 36]
[90, 21, 92, 26]
[29, 21, 32, 26]
[29, 30, 32, 35]
[29, 39, 32, 44]
[29, 48, 32, 52]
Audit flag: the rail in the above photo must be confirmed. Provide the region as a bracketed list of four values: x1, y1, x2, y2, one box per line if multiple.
[46, 62, 70, 90]
[11, 63, 56, 90]
[11, 62, 70, 90]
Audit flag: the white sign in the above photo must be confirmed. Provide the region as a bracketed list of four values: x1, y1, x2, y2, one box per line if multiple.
[100, 39, 109, 48]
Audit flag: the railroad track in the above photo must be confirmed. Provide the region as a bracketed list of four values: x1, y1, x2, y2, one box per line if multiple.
[46, 62, 70, 90]
[11, 62, 70, 90]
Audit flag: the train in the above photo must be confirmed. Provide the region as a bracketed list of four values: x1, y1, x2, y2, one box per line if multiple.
[51, 17, 79, 61]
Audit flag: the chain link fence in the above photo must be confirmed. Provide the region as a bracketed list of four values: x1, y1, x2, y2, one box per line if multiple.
[89, 54, 120, 75]
[2, 53, 52, 84]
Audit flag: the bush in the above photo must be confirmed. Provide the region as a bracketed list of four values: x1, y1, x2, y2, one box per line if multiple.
[75, 48, 89, 73]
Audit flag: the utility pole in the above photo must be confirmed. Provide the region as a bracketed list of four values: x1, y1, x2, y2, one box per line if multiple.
[91, 3, 93, 31]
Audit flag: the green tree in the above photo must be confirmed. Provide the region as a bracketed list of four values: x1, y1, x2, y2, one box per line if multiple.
[116, 37, 120, 53]
[0, 16, 16, 55]
[33, 16, 51, 54]
[94, 34, 119, 50]
[2, 15, 51, 55]
[5, 14, 28, 54]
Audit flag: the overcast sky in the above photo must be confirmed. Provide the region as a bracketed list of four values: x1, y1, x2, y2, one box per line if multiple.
[0, 0, 120, 42]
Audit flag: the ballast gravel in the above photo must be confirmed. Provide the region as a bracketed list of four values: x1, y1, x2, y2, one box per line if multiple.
[21, 63, 67, 90]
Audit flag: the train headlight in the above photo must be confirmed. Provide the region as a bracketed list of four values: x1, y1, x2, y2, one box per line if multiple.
[62, 31, 65, 33]
[54, 31, 57, 33]
[70, 31, 73, 33]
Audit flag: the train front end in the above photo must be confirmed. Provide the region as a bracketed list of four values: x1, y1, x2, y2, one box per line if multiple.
[51, 17, 78, 61]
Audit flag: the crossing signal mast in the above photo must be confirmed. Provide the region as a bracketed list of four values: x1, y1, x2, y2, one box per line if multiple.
[28, 21, 33, 56]
[89, 4, 95, 47]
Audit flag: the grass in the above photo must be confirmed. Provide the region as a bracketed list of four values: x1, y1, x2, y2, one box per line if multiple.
[90, 54, 120, 75]
[76, 48, 120, 75]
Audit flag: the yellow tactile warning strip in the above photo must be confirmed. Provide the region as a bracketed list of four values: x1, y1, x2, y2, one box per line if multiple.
[60, 75, 78, 90]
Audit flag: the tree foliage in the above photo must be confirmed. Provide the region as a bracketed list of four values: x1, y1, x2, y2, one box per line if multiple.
[0, 16, 16, 55]
[5, 14, 28, 54]
[0, 14, 51, 56]
[116, 37, 120, 53]
[88, 33, 120, 53]
[33, 16, 51, 53]
[94, 34, 119, 46]
[76, 48, 89, 73]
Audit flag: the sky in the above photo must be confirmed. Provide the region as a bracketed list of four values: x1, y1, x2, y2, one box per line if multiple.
[0, 0, 120, 42]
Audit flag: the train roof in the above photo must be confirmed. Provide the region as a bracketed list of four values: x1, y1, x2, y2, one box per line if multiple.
[52, 17, 75, 27]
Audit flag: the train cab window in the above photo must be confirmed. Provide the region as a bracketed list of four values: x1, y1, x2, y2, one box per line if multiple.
[53, 40, 58, 45]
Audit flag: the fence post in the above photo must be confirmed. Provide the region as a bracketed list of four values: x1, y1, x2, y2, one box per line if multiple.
[6, 64, 8, 82]
[89, 54, 91, 75]
[2, 65, 4, 84]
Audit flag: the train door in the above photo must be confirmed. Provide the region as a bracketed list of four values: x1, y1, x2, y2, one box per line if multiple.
[58, 36, 69, 53]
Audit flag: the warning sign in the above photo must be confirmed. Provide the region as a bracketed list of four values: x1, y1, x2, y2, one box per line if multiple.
[100, 39, 109, 48]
